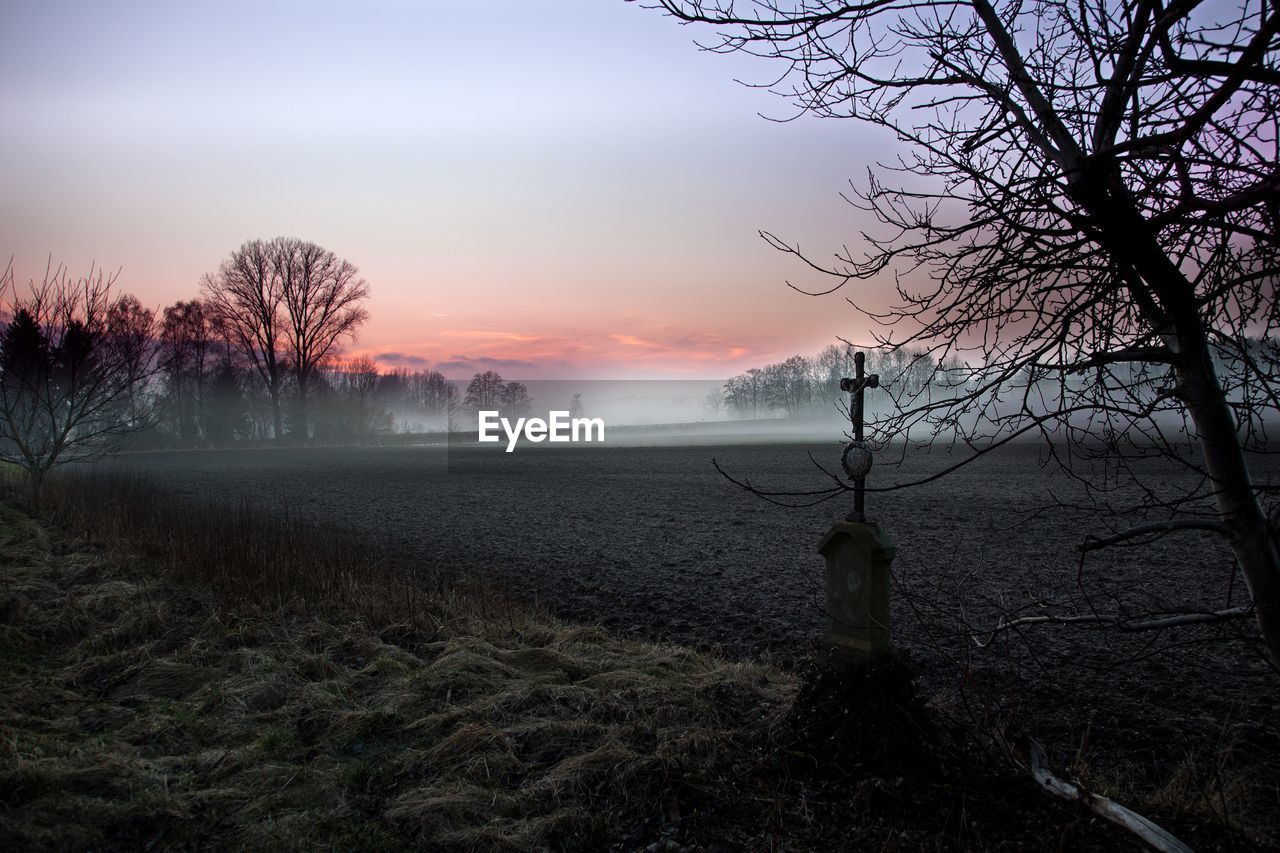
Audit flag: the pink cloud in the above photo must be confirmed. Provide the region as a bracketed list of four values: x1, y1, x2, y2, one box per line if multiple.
[349, 322, 782, 379]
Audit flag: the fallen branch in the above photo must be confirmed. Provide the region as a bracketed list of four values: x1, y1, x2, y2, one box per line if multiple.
[1079, 519, 1235, 552]
[973, 607, 1247, 647]
[1026, 738, 1193, 853]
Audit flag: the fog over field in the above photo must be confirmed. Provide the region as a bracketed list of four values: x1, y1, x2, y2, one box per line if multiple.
[396, 373, 1276, 450]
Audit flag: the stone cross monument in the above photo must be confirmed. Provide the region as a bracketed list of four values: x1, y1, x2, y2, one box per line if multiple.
[816, 350, 898, 670]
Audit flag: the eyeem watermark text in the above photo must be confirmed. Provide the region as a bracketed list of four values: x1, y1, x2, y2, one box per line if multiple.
[478, 411, 606, 452]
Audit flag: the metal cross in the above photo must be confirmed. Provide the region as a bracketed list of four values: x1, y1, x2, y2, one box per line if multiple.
[839, 351, 880, 522]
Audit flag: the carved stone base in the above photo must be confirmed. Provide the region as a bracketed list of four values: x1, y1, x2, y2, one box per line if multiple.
[815, 520, 896, 671]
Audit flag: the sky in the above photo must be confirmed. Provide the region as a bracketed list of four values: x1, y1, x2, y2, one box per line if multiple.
[0, 0, 893, 379]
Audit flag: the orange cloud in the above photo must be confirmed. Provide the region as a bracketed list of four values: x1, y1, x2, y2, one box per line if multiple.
[610, 334, 664, 349]
[440, 329, 546, 343]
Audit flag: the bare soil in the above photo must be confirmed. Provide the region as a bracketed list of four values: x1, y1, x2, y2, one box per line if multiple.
[114, 440, 1280, 830]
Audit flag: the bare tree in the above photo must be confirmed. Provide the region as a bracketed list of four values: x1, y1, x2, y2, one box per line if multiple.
[202, 240, 286, 441]
[414, 369, 459, 416]
[273, 237, 369, 438]
[204, 358, 247, 444]
[413, 369, 460, 432]
[0, 261, 158, 502]
[372, 367, 461, 433]
[106, 294, 156, 429]
[499, 380, 533, 417]
[201, 237, 367, 441]
[159, 299, 212, 442]
[650, 1, 1280, 666]
[313, 354, 390, 438]
[724, 367, 766, 417]
[464, 370, 506, 412]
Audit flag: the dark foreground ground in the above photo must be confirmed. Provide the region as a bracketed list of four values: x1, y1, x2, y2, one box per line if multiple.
[115, 441, 1280, 815]
[6, 494, 1185, 851]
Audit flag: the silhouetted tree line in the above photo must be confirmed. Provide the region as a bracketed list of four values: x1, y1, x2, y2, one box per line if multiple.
[142, 237, 391, 445]
[0, 246, 553, 492]
[0, 241, 421, 477]
[153, 334, 464, 445]
[718, 344, 961, 418]
[462, 370, 531, 417]
[153, 354, 538, 443]
[720, 341, 1271, 422]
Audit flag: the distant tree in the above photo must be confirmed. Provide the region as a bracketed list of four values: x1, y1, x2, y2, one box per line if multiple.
[811, 343, 854, 406]
[724, 367, 765, 417]
[729, 344, 949, 418]
[871, 347, 937, 398]
[202, 237, 368, 441]
[0, 262, 157, 502]
[375, 367, 410, 406]
[105, 294, 155, 429]
[569, 393, 585, 420]
[464, 370, 505, 411]
[159, 299, 212, 442]
[320, 355, 391, 438]
[203, 359, 247, 444]
[273, 238, 369, 438]
[763, 354, 812, 415]
[702, 388, 724, 419]
[500, 380, 532, 417]
[413, 369, 458, 415]
[409, 369, 459, 432]
[653, 1, 1280, 665]
[202, 240, 286, 441]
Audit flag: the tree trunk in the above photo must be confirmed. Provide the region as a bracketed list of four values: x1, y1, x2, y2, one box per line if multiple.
[27, 465, 43, 507]
[296, 373, 309, 440]
[270, 383, 284, 443]
[1177, 348, 1280, 670]
[1078, 173, 1280, 668]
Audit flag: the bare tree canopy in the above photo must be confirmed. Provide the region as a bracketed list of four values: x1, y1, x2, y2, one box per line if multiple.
[464, 370, 507, 412]
[0, 260, 158, 501]
[106, 293, 156, 428]
[202, 237, 369, 441]
[273, 237, 370, 437]
[462, 371, 533, 419]
[202, 240, 285, 440]
[648, 1, 1280, 665]
[159, 299, 213, 442]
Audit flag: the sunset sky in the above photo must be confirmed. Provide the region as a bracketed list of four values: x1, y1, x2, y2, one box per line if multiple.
[1, 0, 894, 379]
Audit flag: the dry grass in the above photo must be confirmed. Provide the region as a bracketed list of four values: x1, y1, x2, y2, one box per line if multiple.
[1, 482, 802, 850]
[1, 471, 1273, 850]
[1063, 740, 1278, 851]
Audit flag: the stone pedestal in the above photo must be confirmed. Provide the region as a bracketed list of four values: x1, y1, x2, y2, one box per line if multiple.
[815, 521, 896, 670]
